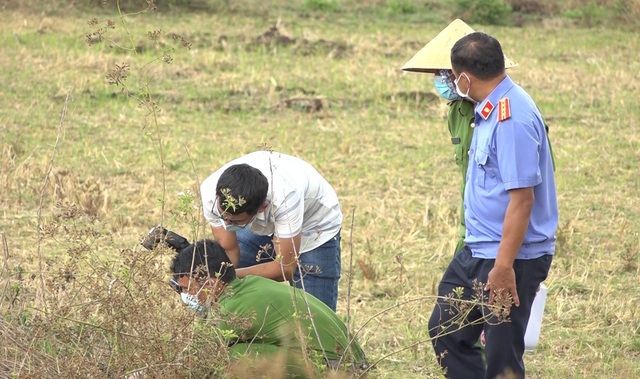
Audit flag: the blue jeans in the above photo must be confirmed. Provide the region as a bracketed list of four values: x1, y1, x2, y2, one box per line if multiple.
[235, 229, 341, 311]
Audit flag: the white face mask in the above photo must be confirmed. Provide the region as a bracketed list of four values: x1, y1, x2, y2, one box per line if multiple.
[180, 292, 204, 313]
[180, 281, 208, 314]
[454, 72, 472, 99]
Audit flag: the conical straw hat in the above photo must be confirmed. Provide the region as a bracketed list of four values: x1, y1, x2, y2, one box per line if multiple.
[401, 19, 518, 73]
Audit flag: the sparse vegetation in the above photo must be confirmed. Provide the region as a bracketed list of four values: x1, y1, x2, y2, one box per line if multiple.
[451, 0, 513, 26]
[1, 0, 639, 378]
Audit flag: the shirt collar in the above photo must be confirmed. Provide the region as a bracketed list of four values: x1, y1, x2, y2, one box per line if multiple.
[475, 75, 515, 119]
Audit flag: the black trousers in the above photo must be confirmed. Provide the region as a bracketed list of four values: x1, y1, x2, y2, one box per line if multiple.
[428, 246, 552, 379]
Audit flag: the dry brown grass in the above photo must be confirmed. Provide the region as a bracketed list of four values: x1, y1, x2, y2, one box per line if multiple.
[0, 319, 57, 377]
[0, 1, 639, 378]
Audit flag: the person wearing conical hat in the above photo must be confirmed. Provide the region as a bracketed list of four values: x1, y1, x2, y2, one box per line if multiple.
[419, 31, 558, 379]
[402, 19, 518, 256]
[402, 19, 510, 376]
[403, 20, 556, 378]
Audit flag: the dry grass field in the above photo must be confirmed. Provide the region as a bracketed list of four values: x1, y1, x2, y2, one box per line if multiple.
[1, 0, 639, 377]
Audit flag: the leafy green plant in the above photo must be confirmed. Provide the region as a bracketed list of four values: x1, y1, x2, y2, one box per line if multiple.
[450, 0, 513, 25]
[385, 0, 419, 14]
[219, 188, 246, 214]
[304, 0, 339, 12]
[564, 1, 612, 27]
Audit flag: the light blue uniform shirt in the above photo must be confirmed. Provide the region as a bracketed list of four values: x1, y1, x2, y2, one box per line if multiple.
[464, 76, 558, 259]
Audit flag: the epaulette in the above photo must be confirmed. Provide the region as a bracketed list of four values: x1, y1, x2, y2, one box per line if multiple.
[498, 98, 511, 122]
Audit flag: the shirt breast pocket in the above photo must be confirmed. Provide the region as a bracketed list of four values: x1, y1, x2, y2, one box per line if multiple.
[452, 138, 466, 168]
[474, 148, 499, 190]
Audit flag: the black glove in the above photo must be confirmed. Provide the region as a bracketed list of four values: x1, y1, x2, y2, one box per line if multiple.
[141, 226, 190, 253]
[141, 226, 191, 294]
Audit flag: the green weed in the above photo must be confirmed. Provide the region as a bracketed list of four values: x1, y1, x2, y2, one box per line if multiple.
[385, 0, 419, 14]
[450, 0, 513, 25]
[304, 0, 339, 12]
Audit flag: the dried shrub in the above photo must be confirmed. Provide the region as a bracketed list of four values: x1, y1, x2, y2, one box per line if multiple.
[0, 319, 58, 377]
[506, 0, 558, 15]
[46, 170, 110, 219]
[2, 201, 233, 377]
[450, 0, 513, 26]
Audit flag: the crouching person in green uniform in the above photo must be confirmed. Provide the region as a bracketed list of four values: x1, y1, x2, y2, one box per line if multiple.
[171, 239, 367, 377]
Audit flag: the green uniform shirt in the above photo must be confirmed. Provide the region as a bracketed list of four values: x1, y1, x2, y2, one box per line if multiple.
[446, 100, 556, 255]
[447, 100, 476, 254]
[217, 276, 366, 366]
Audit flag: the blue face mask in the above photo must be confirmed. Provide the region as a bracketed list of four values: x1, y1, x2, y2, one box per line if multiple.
[434, 70, 461, 101]
[222, 223, 245, 233]
[214, 200, 257, 233]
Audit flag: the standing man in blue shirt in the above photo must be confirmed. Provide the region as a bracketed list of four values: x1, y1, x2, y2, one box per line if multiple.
[428, 32, 558, 379]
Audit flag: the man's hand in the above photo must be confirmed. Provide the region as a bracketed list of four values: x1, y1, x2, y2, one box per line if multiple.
[487, 187, 534, 309]
[485, 264, 519, 307]
[236, 234, 301, 281]
[211, 225, 241, 267]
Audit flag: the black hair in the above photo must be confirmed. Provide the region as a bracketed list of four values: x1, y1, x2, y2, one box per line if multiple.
[171, 239, 236, 283]
[215, 163, 268, 216]
[451, 32, 505, 81]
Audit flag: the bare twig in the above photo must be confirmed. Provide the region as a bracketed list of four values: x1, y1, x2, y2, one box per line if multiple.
[116, 0, 138, 53]
[144, 83, 167, 226]
[353, 296, 487, 377]
[183, 143, 204, 241]
[35, 87, 72, 315]
[345, 207, 355, 358]
[17, 320, 45, 376]
[0, 232, 10, 308]
[1, 232, 8, 273]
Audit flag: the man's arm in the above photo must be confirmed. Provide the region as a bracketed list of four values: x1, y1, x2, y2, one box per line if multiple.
[486, 187, 534, 307]
[211, 225, 241, 267]
[236, 234, 301, 281]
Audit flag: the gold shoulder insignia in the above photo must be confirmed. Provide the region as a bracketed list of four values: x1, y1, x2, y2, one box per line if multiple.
[498, 98, 511, 121]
